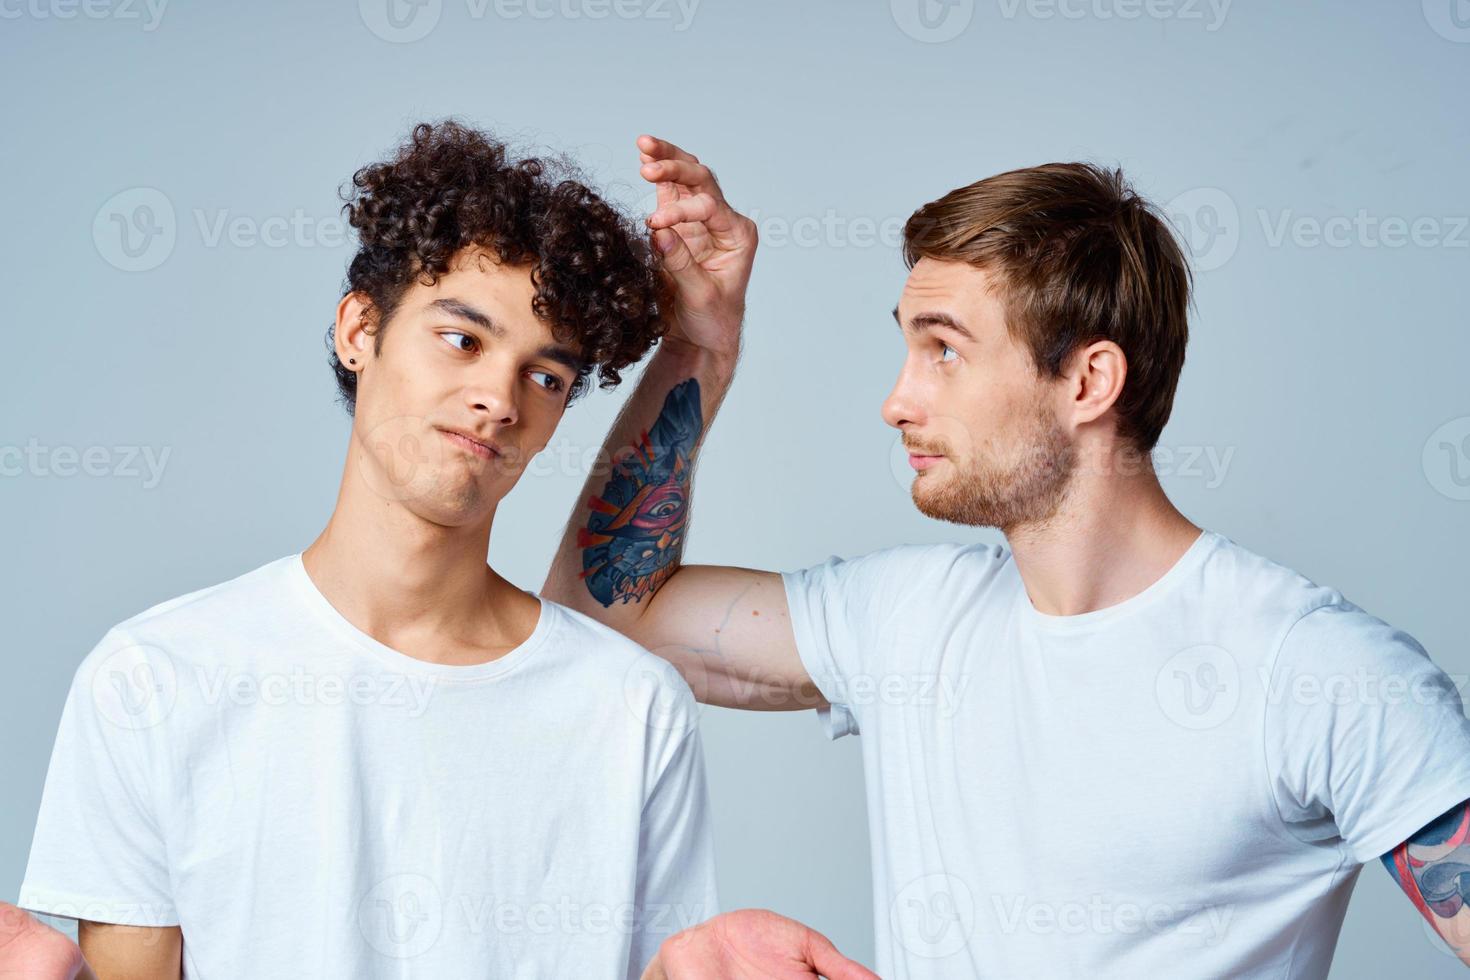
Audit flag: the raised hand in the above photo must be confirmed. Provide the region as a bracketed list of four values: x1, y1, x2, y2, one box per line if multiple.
[638, 135, 757, 363]
[0, 903, 93, 980]
[641, 908, 880, 980]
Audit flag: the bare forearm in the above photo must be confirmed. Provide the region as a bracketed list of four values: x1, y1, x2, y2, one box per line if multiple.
[78, 921, 181, 980]
[543, 338, 736, 626]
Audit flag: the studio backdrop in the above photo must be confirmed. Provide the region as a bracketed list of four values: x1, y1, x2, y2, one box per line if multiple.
[2, 1, 1467, 976]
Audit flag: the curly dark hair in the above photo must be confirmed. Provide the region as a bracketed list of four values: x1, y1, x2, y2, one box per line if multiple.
[328, 119, 670, 412]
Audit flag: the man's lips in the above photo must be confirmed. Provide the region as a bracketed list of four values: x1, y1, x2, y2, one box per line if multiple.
[905, 446, 945, 471]
[438, 428, 500, 460]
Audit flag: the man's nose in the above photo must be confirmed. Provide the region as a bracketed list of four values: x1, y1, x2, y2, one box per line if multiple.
[466, 372, 518, 426]
[881, 365, 926, 431]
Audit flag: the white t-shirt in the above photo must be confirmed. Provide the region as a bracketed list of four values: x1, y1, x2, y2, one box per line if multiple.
[20, 554, 717, 979]
[782, 528, 1470, 979]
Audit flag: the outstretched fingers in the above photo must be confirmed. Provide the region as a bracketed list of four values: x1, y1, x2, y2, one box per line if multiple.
[637, 136, 747, 244]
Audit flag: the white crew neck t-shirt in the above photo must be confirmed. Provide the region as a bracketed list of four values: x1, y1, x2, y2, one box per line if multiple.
[20, 554, 717, 979]
[782, 529, 1470, 979]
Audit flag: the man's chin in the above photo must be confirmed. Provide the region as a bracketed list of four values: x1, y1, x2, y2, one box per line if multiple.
[400, 467, 513, 523]
[407, 493, 498, 529]
[911, 474, 979, 527]
[910, 464, 1022, 528]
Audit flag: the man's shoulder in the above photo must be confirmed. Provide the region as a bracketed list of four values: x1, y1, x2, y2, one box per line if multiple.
[1271, 593, 1432, 677]
[86, 555, 298, 665]
[1201, 532, 1349, 623]
[866, 538, 1012, 570]
[541, 600, 695, 688]
[1200, 532, 1428, 667]
[789, 537, 1012, 585]
[541, 599, 699, 736]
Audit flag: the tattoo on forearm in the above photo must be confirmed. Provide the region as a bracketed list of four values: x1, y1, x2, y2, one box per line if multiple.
[1383, 798, 1470, 927]
[578, 379, 702, 607]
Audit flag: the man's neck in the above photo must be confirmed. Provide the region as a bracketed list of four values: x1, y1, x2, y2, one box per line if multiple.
[1005, 459, 1202, 619]
[299, 453, 536, 666]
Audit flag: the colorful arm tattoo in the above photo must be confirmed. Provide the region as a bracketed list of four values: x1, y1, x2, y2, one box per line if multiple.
[1382, 797, 1470, 944]
[577, 379, 702, 608]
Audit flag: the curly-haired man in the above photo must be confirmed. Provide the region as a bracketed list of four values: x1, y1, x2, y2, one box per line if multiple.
[10, 121, 734, 979]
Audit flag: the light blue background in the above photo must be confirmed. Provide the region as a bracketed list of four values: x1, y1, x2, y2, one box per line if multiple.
[2, 0, 1468, 974]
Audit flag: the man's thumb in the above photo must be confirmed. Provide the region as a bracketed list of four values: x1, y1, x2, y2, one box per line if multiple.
[653, 229, 709, 298]
[808, 930, 882, 980]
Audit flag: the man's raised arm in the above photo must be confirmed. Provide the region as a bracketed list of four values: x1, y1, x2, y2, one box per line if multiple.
[542, 136, 822, 712]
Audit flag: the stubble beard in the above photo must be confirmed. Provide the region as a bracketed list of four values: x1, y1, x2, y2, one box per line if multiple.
[910, 399, 1078, 532]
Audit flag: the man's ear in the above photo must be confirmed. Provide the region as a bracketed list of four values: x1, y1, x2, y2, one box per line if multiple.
[1066, 339, 1128, 428]
[333, 292, 377, 372]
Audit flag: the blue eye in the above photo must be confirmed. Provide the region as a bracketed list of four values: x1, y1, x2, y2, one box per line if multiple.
[442, 331, 478, 353]
[939, 343, 958, 363]
[528, 370, 565, 393]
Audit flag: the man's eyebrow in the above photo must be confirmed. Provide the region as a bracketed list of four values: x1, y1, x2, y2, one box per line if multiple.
[893, 307, 975, 341]
[427, 298, 504, 337]
[535, 344, 587, 375]
[427, 298, 584, 374]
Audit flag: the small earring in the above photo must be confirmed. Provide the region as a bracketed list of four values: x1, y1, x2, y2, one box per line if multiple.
[349, 358, 356, 364]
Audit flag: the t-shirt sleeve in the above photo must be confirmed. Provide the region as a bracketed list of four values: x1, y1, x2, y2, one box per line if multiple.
[1265, 599, 1470, 865]
[17, 630, 178, 926]
[628, 724, 719, 979]
[780, 545, 933, 739]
